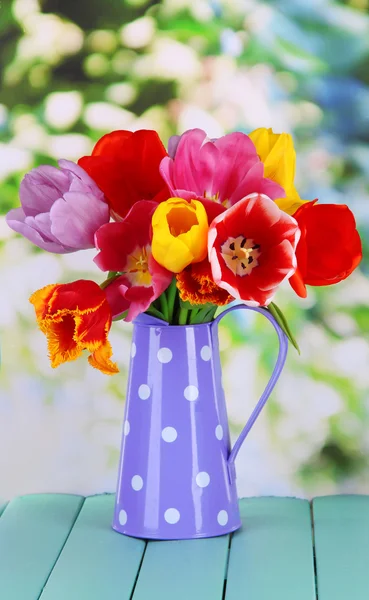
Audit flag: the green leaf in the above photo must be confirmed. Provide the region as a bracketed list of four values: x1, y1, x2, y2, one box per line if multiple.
[267, 302, 301, 354]
[145, 306, 166, 321]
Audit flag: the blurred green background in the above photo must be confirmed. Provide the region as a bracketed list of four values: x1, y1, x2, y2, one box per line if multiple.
[0, 0, 368, 501]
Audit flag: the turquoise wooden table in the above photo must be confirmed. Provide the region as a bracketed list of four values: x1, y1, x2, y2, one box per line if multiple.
[0, 493, 368, 599]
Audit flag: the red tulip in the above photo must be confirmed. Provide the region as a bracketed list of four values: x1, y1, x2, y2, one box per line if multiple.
[208, 194, 300, 306]
[78, 129, 170, 220]
[289, 201, 362, 298]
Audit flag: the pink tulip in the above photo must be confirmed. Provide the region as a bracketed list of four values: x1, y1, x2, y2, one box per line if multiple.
[160, 129, 286, 218]
[94, 201, 172, 322]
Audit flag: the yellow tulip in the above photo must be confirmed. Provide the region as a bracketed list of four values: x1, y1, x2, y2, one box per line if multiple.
[152, 198, 209, 273]
[249, 127, 306, 215]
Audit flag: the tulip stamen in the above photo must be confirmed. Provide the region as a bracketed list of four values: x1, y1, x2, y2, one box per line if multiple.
[221, 235, 261, 277]
[126, 245, 152, 287]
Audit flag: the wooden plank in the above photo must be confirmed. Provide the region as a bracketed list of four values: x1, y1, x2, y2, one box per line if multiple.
[0, 501, 7, 517]
[132, 535, 230, 600]
[40, 494, 146, 600]
[313, 495, 369, 600]
[225, 497, 316, 600]
[0, 494, 84, 600]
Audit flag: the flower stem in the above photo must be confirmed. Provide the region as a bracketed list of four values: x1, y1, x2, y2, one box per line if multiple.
[166, 278, 178, 323]
[100, 272, 121, 290]
[179, 307, 188, 325]
[188, 308, 200, 324]
[191, 306, 217, 324]
[160, 291, 169, 322]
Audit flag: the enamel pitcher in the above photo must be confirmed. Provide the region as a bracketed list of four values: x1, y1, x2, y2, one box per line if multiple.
[113, 304, 288, 540]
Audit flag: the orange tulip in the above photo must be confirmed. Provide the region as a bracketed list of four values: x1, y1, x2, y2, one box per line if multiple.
[29, 279, 118, 375]
[176, 259, 232, 306]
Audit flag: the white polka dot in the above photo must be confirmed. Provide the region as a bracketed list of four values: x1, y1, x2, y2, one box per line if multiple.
[200, 345, 212, 361]
[215, 425, 223, 440]
[217, 510, 228, 526]
[184, 385, 199, 401]
[164, 508, 180, 524]
[123, 420, 130, 436]
[157, 347, 173, 363]
[119, 509, 127, 525]
[131, 475, 143, 491]
[196, 471, 210, 488]
[131, 342, 136, 358]
[138, 384, 151, 400]
[162, 427, 178, 443]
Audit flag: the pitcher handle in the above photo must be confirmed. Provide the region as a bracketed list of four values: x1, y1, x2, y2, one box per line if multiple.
[213, 304, 289, 484]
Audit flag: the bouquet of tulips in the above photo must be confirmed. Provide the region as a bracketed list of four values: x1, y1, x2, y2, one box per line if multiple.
[6, 128, 362, 375]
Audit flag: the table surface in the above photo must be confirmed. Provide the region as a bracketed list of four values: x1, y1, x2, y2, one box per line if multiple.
[0, 493, 368, 600]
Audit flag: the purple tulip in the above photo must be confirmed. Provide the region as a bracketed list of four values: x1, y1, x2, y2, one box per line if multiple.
[6, 160, 110, 253]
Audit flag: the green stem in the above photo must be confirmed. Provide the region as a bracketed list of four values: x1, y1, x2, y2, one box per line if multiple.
[203, 306, 218, 322]
[160, 292, 169, 322]
[179, 307, 188, 325]
[100, 272, 121, 290]
[166, 278, 178, 323]
[188, 308, 201, 324]
[190, 305, 217, 324]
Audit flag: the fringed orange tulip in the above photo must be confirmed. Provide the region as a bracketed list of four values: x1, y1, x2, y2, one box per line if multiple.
[29, 279, 118, 374]
[176, 259, 232, 306]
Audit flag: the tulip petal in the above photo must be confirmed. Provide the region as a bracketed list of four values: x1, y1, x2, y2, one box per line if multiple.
[165, 129, 208, 192]
[88, 340, 119, 375]
[104, 277, 131, 319]
[94, 200, 158, 272]
[20, 166, 69, 216]
[79, 130, 169, 219]
[289, 269, 307, 298]
[249, 127, 299, 201]
[168, 134, 181, 158]
[46, 315, 83, 368]
[290, 201, 362, 295]
[7, 162, 109, 253]
[209, 195, 299, 306]
[160, 128, 285, 211]
[29, 283, 59, 322]
[99, 199, 172, 321]
[92, 130, 133, 157]
[151, 198, 208, 273]
[58, 159, 105, 197]
[50, 191, 109, 249]
[6, 208, 72, 253]
[29, 279, 118, 374]
[212, 132, 261, 200]
[47, 280, 106, 314]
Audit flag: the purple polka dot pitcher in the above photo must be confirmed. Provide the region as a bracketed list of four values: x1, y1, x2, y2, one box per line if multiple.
[113, 304, 288, 540]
